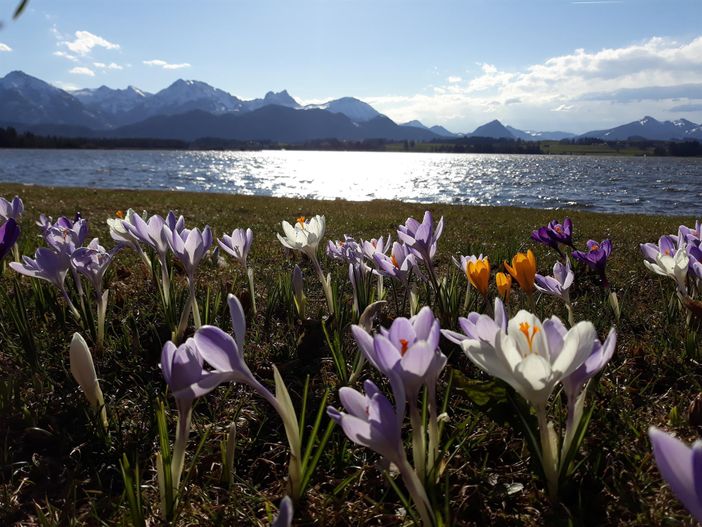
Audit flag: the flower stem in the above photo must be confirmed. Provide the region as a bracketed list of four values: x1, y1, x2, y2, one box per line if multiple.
[397, 457, 435, 526]
[246, 267, 257, 314]
[409, 399, 427, 483]
[536, 405, 559, 501]
[96, 289, 109, 354]
[311, 255, 334, 315]
[172, 404, 192, 492]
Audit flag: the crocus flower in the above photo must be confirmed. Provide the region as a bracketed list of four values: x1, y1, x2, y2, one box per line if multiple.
[277, 215, 326, 261]
[644, 245, 689, 296]
[10, 247, 80, 318]
[278, 215, 333, 314]
[374, 242, 415, 283]
[535, 258, 575, 303]
[124, 212, 170, 258]
[459, 254, 490, 297]
[504, 250, 537, 296]
[326, 235, 363, 265]
[161, 337, 227, 493]
[572, 239, 612, 287]
[461, 310, 597, 408]
[0, 195, 23, 221]
[531, 226, 561, 253]
[43, 217, 89, 256]
[327, 380, 433, 526]
[361, 235, 391, 262]
[69, 332, 108, 429]
[397, 210, 444, 266]
[547, 218, 573, 246]
[679, 220, 701, 245]
[194, 294, 303, 499]
[0, 218, 20, 261]
[351, 306, 446, 481]
[496, 272, 512, 302]
[442, 297, 507, 346]
[292, 264, 306, 318]
[649, 427, 702, 523]
[640, 235, 678, 263]
[218, 228, 253, 269]
[165, 226, 213, 281]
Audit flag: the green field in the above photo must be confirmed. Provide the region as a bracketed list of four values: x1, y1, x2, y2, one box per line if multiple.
[0, 183, 699, 526]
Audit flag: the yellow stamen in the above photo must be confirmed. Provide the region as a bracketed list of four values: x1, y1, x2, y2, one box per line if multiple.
[296, 216, 306, 226]
[519, 322, 540, 352]
[115, 210, 124, 219]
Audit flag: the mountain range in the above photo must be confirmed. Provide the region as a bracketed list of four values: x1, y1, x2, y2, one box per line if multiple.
[1, 70, 701, 143]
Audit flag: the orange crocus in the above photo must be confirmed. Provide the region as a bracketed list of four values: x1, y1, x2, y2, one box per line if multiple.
[466, 257, 490, 297]
[504, 249, 537, 295]
[495, 271, 512, 302]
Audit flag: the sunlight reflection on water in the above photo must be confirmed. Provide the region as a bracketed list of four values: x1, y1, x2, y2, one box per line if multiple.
[1, 149, 700, 215]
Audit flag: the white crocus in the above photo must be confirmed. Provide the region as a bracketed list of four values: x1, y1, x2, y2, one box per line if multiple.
[277, 215, 334, 313]
[69, 333, 108, 429]
[107, 209, 152, 269]
[644, 244, 689, 296]
[462, 310, 596, 499]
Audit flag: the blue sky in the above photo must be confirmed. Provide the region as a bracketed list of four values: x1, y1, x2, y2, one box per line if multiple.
[0, 0, 701, 133]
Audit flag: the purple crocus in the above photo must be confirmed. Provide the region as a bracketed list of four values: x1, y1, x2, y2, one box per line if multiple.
[161, 337, 228, 491]
[535, 258, 575, 303]
[0, 218, 20, 261]
[374, 242, 416, 283]
[44, 217, 90, 255]
[271, 496, 293, 527]
[649, 427, 702, 523]
[640, 235, 678, 263]
[547, 218, 573, 246]
[678, 220, 701, 246]
[71, 239, 117, 294]
[397, 210, 444, 266]
[124, 212, 170, 259]
[326, 235, 363, 265]
[531, 226, 561, 253]
[10, 247, 79, 318]
[165, 225, 213, 278]
[327, 380, 433, 525]
[217, 228, 253, 268]
[0, 196, 23, 222]
[441, 297, 507, 346]
[572, 239, 612, 286]
[328, 380, 404, 465]
[361, 235, 391, 263]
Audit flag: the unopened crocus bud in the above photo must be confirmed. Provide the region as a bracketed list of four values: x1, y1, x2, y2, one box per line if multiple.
[410, 283, 420, 316]
[69, 333, 107, 428]
[292, 264, 305, 318]
[608, 291, 621, 323]
[496, 272, 512, 302]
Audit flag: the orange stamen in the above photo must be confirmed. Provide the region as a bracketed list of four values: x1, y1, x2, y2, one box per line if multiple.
[115, 210, 124, 219]
[590, 244, 600, 252]
[296, 216, 306, 227]
[399, 339, 409, 356]
[519, 322, 540, 351]
[391, 255, 400, 268]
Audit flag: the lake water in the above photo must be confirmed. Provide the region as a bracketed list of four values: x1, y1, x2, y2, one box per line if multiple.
[0, 148, 700, 216]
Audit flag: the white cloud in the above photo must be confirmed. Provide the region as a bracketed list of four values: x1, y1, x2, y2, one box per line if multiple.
[64, 30, 119, 55]
[93, 62, 123, 70]
[0, 43, 12, 52]
[365, 35, 702, 132]
[53, 50, 78, 62]
[69, 66, 95, 77]
[143, 59, 191, 70]
[447, 76, 462, 83]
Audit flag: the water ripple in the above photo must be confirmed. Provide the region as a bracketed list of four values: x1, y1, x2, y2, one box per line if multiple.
[0, 149, 700, 216]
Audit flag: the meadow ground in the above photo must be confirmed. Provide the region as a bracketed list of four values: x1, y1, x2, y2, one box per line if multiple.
[0, 183, 699, 526]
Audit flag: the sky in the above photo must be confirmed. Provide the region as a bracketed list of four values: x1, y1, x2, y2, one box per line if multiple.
[0, 0, 701, 133]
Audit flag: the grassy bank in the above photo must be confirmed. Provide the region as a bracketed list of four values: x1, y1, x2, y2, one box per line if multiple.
[0, 183, 699, 526]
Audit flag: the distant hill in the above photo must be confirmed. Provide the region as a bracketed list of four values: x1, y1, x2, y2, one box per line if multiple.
[580, 116, 702, 141]
[470, 119, 515, 139]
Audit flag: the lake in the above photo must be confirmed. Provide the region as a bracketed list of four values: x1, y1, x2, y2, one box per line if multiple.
[0, 149, 700, 216]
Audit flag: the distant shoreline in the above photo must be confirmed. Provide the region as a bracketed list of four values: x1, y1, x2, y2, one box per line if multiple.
[2, 126, 702, 157]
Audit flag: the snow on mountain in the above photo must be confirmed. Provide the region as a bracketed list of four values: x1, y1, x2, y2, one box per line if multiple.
[245, 90, 300, 111]
[72, 85, 152, 115]
[305, 97, 380, 122]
